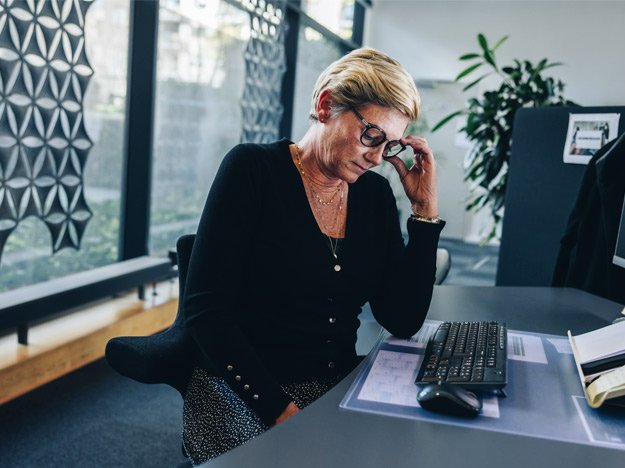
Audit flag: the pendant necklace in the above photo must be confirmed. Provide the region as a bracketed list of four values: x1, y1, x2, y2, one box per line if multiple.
[328, 187, 344, 271]
[294, 144, 344, 272]
[328, 187, 344, 261]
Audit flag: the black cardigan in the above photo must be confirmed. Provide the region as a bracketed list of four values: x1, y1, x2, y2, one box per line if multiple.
[183, 139, 444, 425]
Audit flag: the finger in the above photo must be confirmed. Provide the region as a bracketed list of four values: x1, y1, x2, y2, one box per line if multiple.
[402, 135, 431, 151]
[384, 154, 409, 180]
[402, 135, 429, 150]
[402, 137, 435, 168]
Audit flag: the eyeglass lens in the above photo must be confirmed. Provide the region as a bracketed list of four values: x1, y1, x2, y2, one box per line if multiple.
[384, 140, 404, 157]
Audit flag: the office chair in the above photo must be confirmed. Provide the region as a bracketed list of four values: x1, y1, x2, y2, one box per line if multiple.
[105, 234, 197, 397]
[435, 248, 451, 285]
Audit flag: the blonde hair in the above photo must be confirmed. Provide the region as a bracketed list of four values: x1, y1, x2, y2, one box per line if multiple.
[310, 47, 420, 122]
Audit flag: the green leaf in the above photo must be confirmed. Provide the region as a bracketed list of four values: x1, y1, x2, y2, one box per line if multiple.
[455, 62, 483, 81]
[462, 73, 491, 92]
[492, 35, 509, 51]
[459, 53, 480, 61]
[477, 33, 489, 52]
[493, 193, 505, 212]
[466, 195, 485, 211]
[529, 58, 548, 82]
[483, 49, 497, 68]
[542, 62, 563, 71]
[431, 110, 464, 132]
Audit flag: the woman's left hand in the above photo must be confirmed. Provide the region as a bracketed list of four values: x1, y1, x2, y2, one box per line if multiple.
[385, 135, 438, 218]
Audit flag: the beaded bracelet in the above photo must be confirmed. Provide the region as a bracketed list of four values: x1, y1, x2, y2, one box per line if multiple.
[410, 213, 442, 224]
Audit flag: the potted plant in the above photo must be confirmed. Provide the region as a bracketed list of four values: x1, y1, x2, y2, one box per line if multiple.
[432, 34, 576, 243]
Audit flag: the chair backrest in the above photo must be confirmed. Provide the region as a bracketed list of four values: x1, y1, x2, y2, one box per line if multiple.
[496, 106, 625, 286]
[435, 248, 450, 285]
[105, 234, 198, 395]
[172, 234, 195, 325]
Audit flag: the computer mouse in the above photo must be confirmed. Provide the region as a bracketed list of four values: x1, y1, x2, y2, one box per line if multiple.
[416, 383, 482, 417]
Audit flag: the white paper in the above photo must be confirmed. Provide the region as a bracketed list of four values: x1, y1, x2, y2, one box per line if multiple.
[357, 350, 422, 406]
[573, 320, 625, 364]
[563, 113, 620, 165]
[508, 333, 548, 364]
[548, 338, 573, 354]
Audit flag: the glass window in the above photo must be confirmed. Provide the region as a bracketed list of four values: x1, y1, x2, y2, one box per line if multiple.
[291, 27, 345, 141]
[301, 0, 354, 40]
[0, 0, 129, 293]
[149, 0, 250, 256]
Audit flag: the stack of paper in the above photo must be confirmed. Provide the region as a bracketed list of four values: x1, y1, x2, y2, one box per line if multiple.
[568, 320, 625, 408]
[575, 320, 625, 373]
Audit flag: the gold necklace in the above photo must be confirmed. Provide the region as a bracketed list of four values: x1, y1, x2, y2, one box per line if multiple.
[294, 144, 342, 206]
[328, 187, 344, 260]
[293, 144, 344, 270]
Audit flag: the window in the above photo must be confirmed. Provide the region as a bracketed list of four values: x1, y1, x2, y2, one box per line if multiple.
[301, 0, 355, 40]
[0, 0, 130, 292]
[291, 27, 345, 141]
[149, 0, 250, 256]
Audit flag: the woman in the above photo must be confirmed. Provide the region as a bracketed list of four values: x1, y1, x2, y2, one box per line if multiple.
[182, 47, 445, 464]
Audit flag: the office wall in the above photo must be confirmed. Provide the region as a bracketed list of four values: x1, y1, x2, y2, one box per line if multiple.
[364, 0, 625, 241]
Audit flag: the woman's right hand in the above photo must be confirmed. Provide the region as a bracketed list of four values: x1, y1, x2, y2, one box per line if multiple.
[385, 135, 439, 218]
[274, 401, 300, 426]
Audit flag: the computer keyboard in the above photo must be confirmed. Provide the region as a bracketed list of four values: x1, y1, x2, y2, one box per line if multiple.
[415, 321, 508, 392]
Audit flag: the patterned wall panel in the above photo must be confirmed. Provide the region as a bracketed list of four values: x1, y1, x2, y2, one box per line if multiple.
[0, 0, 94, 263]
[238, 0, 287, 144]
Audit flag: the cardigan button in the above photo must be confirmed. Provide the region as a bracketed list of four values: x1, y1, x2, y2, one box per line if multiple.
[253, 394, 259, 400]
[235, 375, 241, 381]
[328, 362, 336, 369]
[226, 365, 233, 371]
[244, 384, 250, 390]
[329, 317, 336, 324]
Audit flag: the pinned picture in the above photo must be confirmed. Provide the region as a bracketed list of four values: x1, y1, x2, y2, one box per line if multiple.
[563, 113, 620, 165]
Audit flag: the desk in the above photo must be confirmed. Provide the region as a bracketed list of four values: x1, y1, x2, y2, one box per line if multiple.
[200, 286, 625, 468]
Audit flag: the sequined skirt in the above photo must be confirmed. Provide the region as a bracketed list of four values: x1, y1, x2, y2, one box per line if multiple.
[182, 367, 345, 466]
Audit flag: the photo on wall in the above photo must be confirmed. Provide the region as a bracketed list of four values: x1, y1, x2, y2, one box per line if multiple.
[563, 113, 620, 165]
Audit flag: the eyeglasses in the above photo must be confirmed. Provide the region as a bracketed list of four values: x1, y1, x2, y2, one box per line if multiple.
[350, 107, 406, 158]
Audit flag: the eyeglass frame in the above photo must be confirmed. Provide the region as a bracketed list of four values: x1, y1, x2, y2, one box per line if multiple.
[349, 107, 406, 159]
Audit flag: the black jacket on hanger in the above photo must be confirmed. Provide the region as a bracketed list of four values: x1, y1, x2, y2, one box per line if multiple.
[552, 132, 625, 305]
